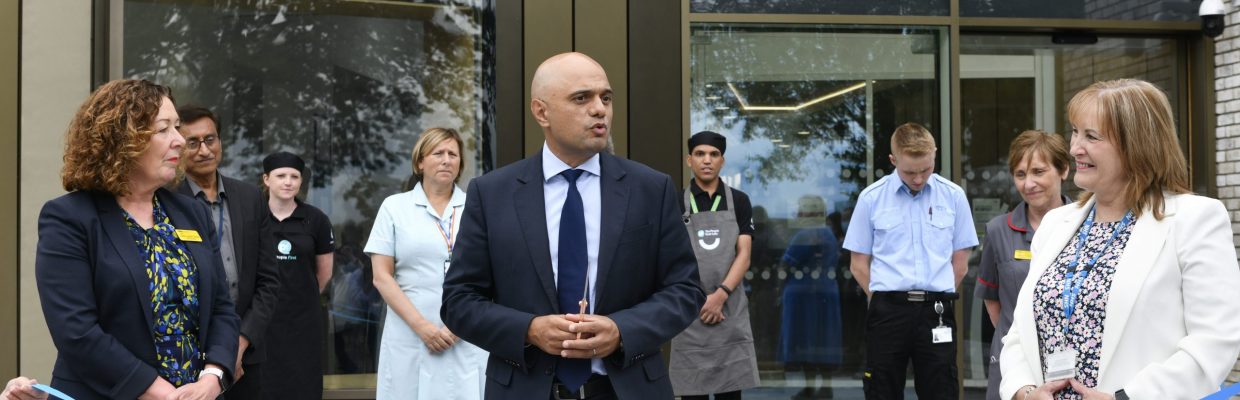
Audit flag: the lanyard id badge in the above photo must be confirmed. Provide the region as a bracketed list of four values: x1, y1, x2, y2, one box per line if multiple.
[1044, 349, 1077, 381]
[931, 301, 952, 343]
[436, 208, 457, 274]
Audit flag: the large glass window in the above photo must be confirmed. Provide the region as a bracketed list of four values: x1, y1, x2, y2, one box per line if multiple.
[112, 0, 494, 391]
[960, 0, 1196, 21]
[691, 23, 949, 398]
[691, 0, 948, 16]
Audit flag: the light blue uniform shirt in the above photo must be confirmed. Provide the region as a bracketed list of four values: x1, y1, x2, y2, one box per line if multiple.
[541, 143, 606, 375]
[842, 173, 978, 293]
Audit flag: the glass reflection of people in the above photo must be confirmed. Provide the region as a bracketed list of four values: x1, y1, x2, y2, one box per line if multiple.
[843, 123, 978, 400]
[670, 131, 760, 400]
[173, 105, 280, 399]
[778, 195, 842, 400]
[258, 152, 336, 399]
[972, 130, 1071, 400]
[36, 79, 239, 399]
[366, 127, 487, 399]
[1001, 80, 1240, 400]
[329, 245, 381, 373]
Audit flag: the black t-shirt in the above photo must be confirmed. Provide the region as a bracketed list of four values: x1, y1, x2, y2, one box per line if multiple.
[682, 179, 755, 235]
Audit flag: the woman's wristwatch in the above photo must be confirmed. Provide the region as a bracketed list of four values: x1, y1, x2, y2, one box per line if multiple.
[199, 367, 227, 392]
[716, 284, 734, 296]
[1114, 389, 1129, 400]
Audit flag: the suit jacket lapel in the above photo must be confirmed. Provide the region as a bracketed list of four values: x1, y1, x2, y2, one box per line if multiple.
[1097, 196, 1174, 382]
[221, 178, 246, 270]
[514, 153, 560, 311]
[158, 189, 216, 330]
[95, 192, 156, 331]
[593, 153, 629, 309]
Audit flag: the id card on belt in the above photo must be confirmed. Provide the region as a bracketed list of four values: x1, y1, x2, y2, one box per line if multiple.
[1044, 349, 1077, 381]
[931, 326, 953, 343]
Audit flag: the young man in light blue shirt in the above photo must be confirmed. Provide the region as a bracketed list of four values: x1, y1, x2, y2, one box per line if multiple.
[843, 122, 978, 400]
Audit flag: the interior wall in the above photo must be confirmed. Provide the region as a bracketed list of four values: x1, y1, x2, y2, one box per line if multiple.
[1, 0, 20, 380]
[19, 0, 91, 379]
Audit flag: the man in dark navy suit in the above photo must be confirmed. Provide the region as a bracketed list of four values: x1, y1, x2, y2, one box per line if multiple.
[442, 52, 705, 400]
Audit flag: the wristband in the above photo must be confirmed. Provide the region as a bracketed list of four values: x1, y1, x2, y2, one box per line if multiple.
[716, 284, 734, 295]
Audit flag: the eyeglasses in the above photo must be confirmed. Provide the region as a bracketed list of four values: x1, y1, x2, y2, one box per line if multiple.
[185, 134, 219, 151]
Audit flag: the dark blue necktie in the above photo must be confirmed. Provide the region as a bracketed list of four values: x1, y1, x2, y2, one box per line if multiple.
[556, 169, 591, 390]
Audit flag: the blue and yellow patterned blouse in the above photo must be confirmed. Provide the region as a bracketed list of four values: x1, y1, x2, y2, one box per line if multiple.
[123, 197, 203, 386]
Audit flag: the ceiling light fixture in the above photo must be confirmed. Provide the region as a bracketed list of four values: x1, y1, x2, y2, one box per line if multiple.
[726, 81, 867, 112]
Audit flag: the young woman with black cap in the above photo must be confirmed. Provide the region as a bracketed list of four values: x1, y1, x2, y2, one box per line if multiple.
[258, 151, 336, 399]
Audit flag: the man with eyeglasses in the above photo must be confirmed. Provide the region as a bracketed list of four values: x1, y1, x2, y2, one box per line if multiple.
[173, 105, 280, 400]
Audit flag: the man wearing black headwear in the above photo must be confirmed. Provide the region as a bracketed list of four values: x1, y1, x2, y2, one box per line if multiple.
[174, 105, 278, 399]
[670, 131, 759, 400]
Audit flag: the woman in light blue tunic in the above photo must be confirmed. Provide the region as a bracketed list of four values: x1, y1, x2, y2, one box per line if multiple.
[366, 128, 486, 399]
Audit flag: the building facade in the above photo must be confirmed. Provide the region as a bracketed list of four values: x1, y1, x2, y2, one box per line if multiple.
[2, 0, 1237, 398]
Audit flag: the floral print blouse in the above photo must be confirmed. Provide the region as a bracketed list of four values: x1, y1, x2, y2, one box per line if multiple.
[1032, 213, 1136, 400]
[123, 198, 203, 386]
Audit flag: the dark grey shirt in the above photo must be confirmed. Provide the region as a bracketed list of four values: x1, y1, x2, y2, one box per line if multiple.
[188, 174, 239, 301]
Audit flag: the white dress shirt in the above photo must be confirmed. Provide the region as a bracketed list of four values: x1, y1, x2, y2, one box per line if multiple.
[541, 143, 605, 375]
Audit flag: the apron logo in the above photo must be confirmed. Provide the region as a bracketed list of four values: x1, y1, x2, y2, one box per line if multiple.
[276, 239, 298, 261]
[697, 229, 721, 250]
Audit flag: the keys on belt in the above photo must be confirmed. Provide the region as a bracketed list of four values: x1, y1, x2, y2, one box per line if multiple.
[553, 375, 613, 399]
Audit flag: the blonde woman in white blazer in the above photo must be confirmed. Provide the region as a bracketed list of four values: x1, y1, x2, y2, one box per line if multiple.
[1000, 79, 1240, 400]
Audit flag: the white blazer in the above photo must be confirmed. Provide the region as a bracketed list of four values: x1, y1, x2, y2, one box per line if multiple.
[1000, 193, 1240, 399]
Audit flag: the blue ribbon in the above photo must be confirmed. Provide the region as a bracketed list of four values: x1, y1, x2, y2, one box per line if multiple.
[32, 384, 75, 400]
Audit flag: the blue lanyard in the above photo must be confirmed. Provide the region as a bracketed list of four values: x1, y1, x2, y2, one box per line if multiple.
[1061, 206, 1133, 336]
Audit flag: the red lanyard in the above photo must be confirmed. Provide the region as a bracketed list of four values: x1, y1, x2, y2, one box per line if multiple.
[435, 207, 457, 253]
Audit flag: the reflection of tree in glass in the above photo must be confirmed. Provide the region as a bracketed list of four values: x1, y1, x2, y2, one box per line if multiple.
[693, 81, 868, 187]
[121, 0, 490, 219]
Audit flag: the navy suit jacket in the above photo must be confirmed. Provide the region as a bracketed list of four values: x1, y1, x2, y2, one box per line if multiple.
[175, 175, 279, 364]
[36, 188, 240, 399]
[442, 151, 705, 400]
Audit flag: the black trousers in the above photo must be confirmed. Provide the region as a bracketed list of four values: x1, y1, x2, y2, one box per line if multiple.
[682, 390, 742, 400]
[863, 293, 958, 400]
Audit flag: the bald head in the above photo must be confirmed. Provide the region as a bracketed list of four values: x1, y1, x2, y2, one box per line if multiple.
[529, 52, 613, 167]
[531, 52, 607, 101]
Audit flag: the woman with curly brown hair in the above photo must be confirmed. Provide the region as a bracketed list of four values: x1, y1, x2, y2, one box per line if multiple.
[35, 79, 239, 400]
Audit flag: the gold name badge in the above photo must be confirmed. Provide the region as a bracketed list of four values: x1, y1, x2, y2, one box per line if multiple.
[175, 229, 203, 242]
[1013, 250, 1032, 260]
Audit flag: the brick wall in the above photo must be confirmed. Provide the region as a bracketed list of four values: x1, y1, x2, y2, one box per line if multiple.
[1216, 4, 1240, 397]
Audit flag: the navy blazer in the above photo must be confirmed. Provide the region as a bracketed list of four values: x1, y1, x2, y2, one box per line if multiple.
[36, 188, 240, 399]
[442, 151, 705, 400]
[175, 175, 279, 364]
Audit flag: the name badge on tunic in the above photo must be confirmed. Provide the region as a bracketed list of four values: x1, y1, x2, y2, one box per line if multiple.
[175, 229, 203, 242]
[1014, 249, 1033, 260]
[1044, 349, 1077, 381]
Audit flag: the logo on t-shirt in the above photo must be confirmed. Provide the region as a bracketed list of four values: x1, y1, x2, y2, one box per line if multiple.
[276, 239, 297, 261]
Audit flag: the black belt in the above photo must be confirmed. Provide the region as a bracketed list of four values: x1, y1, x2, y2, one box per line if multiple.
[553, 374, 613, 400]
[874, 290, 958, 302]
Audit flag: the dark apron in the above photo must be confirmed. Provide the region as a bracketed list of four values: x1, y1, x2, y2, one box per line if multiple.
[670, 185, 760, 395]
[261, 222, 325, 399]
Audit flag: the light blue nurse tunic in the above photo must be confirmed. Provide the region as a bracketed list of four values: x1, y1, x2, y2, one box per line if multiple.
[365, 182, 487, 399]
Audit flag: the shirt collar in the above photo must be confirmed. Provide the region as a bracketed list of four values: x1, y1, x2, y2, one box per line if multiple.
[541, 142, 601, 182]
[689, 178, 724, 196]
[186, 172, 227, 200]
[409, 181, 467, 208]
[889, 173, 935, 197]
